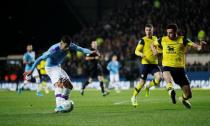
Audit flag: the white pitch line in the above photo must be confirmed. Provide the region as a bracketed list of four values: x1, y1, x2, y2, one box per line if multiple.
[113, 100, 130, 105]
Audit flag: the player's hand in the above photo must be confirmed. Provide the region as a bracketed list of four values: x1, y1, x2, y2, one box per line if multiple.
[197, 45, 202, 51]
[140, 53, 145, 58]
[151, 48, 158, 55]
[91, 51, 100, 56]
[197, 41, 207, 51]
[23, 70, 32, 77]
[94, 56, 99, 60]
[150, 43, 158, 56]
[200, 41, 207, 45]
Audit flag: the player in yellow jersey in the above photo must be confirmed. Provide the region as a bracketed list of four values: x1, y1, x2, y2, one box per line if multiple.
[131, 24, 162, 107]
[151, 24, 205, 109]
[37, 60, 50, 94]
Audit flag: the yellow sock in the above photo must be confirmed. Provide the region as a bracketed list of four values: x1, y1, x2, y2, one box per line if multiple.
[166, 82, 173, 95]
[133, 83, 144, 97]
[148, 79, 160, 88]
[182, 93, 188, 100]
[166, 82, 173, 90]
[42, 81, 46, 86]
[37, 84, 42, 93]
[42, 81, 49, 94]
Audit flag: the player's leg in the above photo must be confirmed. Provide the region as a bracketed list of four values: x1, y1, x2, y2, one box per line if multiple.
[18, 70, 30, 93]
[34, 76, 43, 96]
[32, 68, 43, 96]
[82, 78, 92, 90]
[98, 75, 109, 96]
[114, 74, 120, 93]
[18, 79, 28, 93]
[41, 76, 49, 94]
[81, 66, 94, 94]
[131, 65, 148, 106]
[163, 69, 176, 104]
[45, 66, 64, 112]
[131, 79, 145, 106]
[173, 69, 192, 109]
[54, 78, 74, 113]
[44, 83, 50, 94]
[145, 65, 161, 97]
[54, 80, 64, 112]
[41, 81, 49, 94]
[109, 74, 119, 92]
[179, 85, 192, 109]
[80, 77, 92, 95]
[133, 79, 146, 96]
[60, 78, 73, 99]
[96, 64, 108, 96]
[108, 74, 114, 90]
[60, 68, 73, 102]
[145, 71, 161, 97]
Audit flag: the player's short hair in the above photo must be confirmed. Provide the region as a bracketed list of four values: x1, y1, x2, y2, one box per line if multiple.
[166, 23, 178, 32]
[27, 44, 32, 46]
[61, 35, 72, 44]
[145, 24, 153, 28]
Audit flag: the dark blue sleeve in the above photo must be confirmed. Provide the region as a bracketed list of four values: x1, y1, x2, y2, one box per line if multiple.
[158, 37, 162, 45]
[138, 39, 145, 45]
[183, 36, 192, 46]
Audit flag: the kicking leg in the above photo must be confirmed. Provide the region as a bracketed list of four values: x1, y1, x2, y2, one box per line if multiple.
[61, 77, 73, 101]
[54, 80, 63, 112]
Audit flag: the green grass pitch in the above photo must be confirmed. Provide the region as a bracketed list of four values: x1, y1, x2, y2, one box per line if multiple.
[0, 89, 210, 126]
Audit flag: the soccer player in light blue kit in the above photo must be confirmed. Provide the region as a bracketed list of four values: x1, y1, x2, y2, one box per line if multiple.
[19, 44, 43, 96]
[107, 55, 121, 93]
[24, 35, 95, 113]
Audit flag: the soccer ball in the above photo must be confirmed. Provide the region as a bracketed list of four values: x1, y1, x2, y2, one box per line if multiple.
[62, 100, 74, 112]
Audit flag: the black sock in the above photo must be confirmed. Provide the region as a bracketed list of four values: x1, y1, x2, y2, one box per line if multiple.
[82, 81, 89, 90]
[100, 81, 105, 93]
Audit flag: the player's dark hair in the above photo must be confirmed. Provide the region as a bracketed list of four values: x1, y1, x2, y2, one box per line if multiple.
[145, 24, 153, 28]
[26, 44, 32, 46]
[166, 23, 178, 32]
[61, 35, 72, 44]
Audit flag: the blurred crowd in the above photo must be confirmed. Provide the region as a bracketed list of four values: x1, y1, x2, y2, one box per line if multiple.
[1, 0, 210, 82]
[67, 0, 210, 80]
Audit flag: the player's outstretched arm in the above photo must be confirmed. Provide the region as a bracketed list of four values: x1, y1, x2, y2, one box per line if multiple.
[69, 43, 92, 54]
[188, 41, 207, 51]
[24, 52, 50, 76]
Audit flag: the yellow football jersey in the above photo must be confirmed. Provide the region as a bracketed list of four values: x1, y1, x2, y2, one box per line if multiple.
[154, 36, 193, 68]
[37, 60, 47, 75]
[135, 36, 158, 64]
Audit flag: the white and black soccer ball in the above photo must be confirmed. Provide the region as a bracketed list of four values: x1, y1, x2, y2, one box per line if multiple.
[62, 100, 74, 112]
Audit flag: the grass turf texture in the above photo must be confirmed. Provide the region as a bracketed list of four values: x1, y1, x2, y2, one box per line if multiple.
[0, 89, 210, 126]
